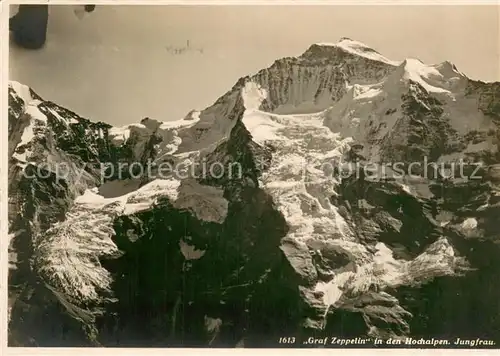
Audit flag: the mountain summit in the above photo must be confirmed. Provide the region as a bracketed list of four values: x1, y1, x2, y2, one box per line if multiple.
[8, 39, 500, 347]
[306, 37, 400, 66]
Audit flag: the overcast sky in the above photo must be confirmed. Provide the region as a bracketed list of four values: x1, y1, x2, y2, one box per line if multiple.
[9, 5, 499, 126]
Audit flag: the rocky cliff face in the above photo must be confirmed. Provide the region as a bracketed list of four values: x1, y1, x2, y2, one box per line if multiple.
[8, 38, 500, 347]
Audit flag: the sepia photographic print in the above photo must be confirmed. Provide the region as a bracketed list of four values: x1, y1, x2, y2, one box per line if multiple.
[4, 1, 500, 351]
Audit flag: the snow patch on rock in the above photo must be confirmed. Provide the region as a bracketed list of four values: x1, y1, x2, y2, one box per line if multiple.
[461, 217, 478, 230]
[174, 179, 228, 223]
[315, 237, 466, 309]
[179, 240, 206, 260]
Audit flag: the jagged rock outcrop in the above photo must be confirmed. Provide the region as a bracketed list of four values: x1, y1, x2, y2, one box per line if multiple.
[8, 37, 500, 347]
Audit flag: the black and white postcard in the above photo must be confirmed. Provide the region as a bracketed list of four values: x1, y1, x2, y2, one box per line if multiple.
[4, 1, 500, 351]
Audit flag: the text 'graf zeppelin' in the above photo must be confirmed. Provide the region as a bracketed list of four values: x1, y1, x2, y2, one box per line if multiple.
[278, 336, 497, 347]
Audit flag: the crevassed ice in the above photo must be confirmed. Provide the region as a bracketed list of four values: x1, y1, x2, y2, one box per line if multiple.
[242, 91, 466, 311]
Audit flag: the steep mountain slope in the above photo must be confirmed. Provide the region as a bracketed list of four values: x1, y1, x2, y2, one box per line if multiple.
[7, 38, 500, 347]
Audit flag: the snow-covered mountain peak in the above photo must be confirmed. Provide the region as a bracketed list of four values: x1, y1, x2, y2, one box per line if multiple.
[9, 81, 39, 106]
[433, 60, 464, 78]
[307, 38, 400, 66]
[382, 57, 467, 96]
[399, 58, 464, 81]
